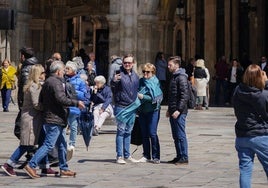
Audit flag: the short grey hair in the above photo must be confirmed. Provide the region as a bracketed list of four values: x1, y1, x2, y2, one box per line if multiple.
[94, 75, 106, 84]
[50, 60, 65, 74]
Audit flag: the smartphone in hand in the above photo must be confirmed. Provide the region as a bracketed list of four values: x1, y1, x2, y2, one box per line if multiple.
[115, 70, 120, 75]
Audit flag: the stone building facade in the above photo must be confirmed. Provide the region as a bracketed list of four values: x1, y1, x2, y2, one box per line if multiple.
[0, 0, 267, 101]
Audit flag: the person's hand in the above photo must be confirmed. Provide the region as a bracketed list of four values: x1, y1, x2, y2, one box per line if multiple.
[99, 108, 104, 114]
[138, 93, 143, 99]
[166, 110, 170, 118]
[77, 101, 85, 109]
[172, 110, 180, 119]
[114, 73, 121, 81]
[93, 86, 98, 94]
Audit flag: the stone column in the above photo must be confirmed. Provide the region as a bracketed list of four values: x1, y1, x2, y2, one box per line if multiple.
[204, 0, 216, 72]
[9, 0, 32, 64]
[138, 0, 159, 64]
[204, 0, 216, 98]
[108, 0, 159, 65]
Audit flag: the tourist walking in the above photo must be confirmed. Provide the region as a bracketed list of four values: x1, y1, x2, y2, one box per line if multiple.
[0, 59, 16, 112]
[23, 61, 85, 178]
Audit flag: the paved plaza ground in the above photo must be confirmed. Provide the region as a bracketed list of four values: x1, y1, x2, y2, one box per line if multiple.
[0, 103, 267, 188]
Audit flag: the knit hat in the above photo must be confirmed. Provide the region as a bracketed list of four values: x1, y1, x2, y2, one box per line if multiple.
[65, 60, 78, 72]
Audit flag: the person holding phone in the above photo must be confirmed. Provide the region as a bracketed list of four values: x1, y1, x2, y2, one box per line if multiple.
[110, 54, 139, 164]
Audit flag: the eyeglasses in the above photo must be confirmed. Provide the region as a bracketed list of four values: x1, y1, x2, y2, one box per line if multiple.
[123, 61, 132, 64]
[142, 70, 151, 74]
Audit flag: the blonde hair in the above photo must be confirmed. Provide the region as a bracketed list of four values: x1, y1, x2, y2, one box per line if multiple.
[24, 64, 44, 92]
[143, 63, 156, 75]
[2, 59, 11, 66]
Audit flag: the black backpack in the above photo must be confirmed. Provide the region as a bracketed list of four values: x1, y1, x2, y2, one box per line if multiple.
[187, 81, 197, 109]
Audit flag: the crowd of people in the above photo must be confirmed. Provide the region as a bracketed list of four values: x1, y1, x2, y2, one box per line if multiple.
[0, 47, 268, 187]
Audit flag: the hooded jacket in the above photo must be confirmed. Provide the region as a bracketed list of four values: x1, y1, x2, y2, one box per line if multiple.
[108, 58, 122, 85]
[233, 83, 268, 137]
[168, 68, 189, 115]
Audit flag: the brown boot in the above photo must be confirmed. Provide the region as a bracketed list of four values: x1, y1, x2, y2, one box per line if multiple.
[23, 164, 40, 178]
[60, 170, 76, 178]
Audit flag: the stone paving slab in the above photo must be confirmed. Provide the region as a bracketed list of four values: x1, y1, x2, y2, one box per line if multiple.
[0, 104, 267, 187]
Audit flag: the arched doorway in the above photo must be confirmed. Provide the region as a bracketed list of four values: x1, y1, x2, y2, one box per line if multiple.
[66, 15, 109, 78]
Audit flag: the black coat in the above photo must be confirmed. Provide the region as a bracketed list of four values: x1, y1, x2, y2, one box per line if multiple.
[233, 82, 268, 137]
[17, 57, 39, 107]
[168, 69, 189, 115]
[39, 75, 78, 127]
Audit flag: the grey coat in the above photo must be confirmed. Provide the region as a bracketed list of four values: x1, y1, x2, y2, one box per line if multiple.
[20, 83, 43, 146]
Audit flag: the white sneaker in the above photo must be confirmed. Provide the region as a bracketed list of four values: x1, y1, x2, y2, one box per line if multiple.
[67, 146, 75, 161]
[116, 157, 126, 164]
[138, 156, 149, 163]
[125, 156, 139, 163]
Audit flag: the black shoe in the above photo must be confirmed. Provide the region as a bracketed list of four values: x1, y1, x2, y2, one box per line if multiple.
[175, 158, 189, 165]
[3, 109, 9, 112]
[167, 157, 180, 164]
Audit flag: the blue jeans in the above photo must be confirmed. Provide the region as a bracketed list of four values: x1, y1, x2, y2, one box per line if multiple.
[7, 146, 35, 167]
[139, 110, 160, 160]
[1, 86, 12, 110]
[68, 113, 79, 146]
[28, 124, 68, 171]
[114, 106, 135, 158]
[169, 114, 188, 159]
[235, 136, 268, 188]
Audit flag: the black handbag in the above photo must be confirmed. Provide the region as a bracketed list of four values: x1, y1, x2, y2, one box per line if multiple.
[131, 116, 143, 146]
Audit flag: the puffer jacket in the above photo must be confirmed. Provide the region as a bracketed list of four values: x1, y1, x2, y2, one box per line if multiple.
[65, 74, 89, 115]
[233, 82, 268, 137]
[39, 75, 78, 127]
[168, 68, 189, 115]
[17, 57, 39, 107]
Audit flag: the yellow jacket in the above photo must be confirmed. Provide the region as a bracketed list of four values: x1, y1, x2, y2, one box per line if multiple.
[1, 65, 17, 89]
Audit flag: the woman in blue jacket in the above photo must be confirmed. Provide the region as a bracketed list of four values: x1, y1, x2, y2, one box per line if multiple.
[233, 64, 268, 188]
[65, 61, 89, 149]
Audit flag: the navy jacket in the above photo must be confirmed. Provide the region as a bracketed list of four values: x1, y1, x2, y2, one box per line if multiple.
[233, 83, 268, 137]
[110, 66, 139, 107]
[91, 85, 113, 110]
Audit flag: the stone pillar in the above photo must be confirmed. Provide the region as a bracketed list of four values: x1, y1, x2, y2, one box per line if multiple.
[225, 0, 231, 60]
[108, 0, 159, 65]
[204, 0, 216, 72]
[137, 0, 159, 64]
[204, 0, 216, 99]
[232, 0, 239, 59]
[9, 0, 32, 64]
